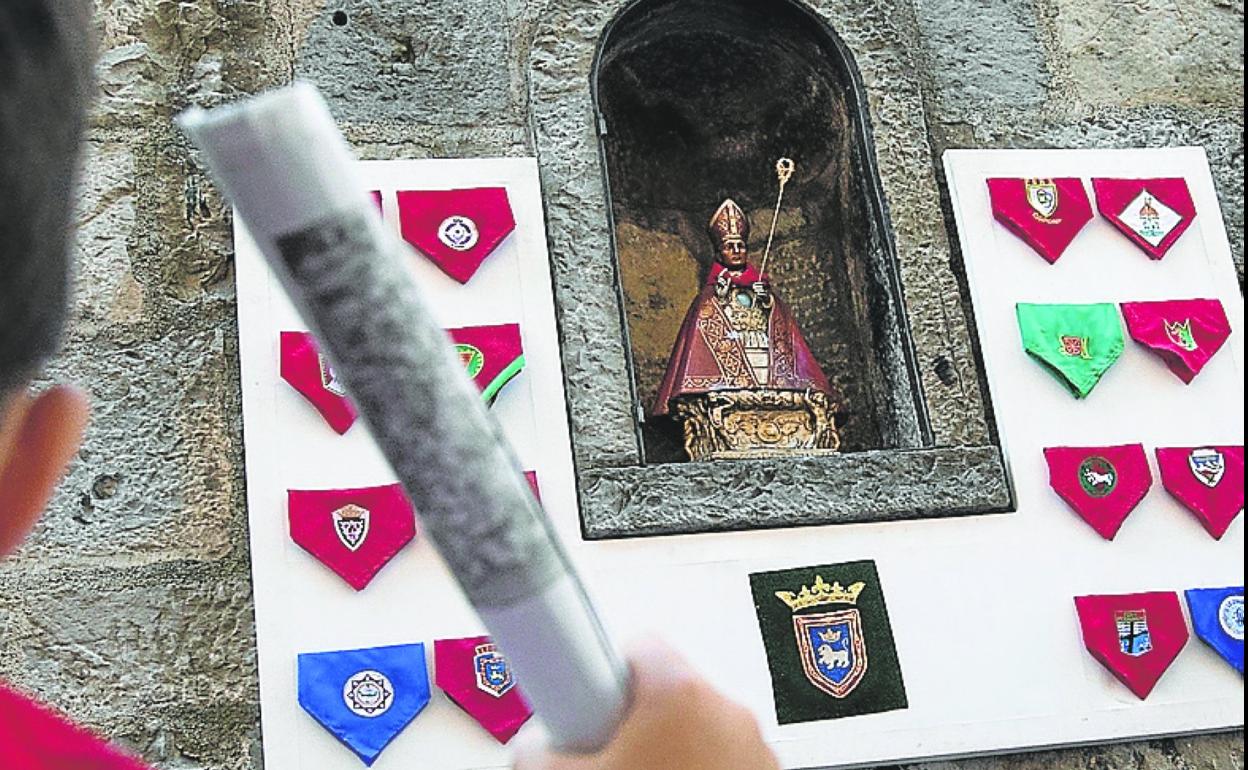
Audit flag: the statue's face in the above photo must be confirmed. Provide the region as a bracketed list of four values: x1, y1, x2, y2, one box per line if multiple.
[718, 238, 749, 270]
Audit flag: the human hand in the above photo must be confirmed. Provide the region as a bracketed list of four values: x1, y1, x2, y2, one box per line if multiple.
[513, 641, 780, 770]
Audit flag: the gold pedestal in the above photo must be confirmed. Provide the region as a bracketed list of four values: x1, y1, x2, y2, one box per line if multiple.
[672, 389, 841, 461]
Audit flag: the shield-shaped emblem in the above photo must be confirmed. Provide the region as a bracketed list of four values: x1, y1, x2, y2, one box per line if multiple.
[332, 504, 371, 552]
[1164, 319, 1198, 352]
[1026, 179, 1059, 220]
[473, 643, 515, 698]
[793, 610, 868, 698]
[1188, 448, 1226, 489]
[1116, 609, 1153, 657]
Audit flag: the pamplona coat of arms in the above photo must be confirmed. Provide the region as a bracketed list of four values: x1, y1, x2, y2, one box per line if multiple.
[775, 576, 868, 698]
[749, 560, 907, 724]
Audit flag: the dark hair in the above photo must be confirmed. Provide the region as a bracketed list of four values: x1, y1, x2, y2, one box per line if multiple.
[0, 0, 92, 393]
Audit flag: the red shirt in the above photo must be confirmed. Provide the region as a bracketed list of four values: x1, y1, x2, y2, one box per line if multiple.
[0, 684, 150, 769]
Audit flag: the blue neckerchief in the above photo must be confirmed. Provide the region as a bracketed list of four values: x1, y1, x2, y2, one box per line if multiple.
[1185, 587, 1244, 675]
[298, 643, 430, 765]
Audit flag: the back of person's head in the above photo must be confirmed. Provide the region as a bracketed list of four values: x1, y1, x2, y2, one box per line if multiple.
[0, 0, 93, 393]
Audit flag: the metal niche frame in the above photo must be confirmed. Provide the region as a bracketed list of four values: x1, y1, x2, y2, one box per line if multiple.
[528, 0, 1014, 539]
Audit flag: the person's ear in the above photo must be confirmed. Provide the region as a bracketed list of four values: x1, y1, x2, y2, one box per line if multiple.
[0, 386, 89, 558]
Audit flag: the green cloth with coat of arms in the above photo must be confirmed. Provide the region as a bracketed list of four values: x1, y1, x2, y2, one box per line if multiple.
[1016, 303, 1125, 399]
[749, 560, 907, 724]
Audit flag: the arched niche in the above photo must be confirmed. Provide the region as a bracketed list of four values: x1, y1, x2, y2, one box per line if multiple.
[527, 0, 1012, 539]
[593, 0, 925, 463]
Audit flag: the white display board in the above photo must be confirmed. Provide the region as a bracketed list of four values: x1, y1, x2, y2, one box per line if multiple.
[236, 154, 1243, 770]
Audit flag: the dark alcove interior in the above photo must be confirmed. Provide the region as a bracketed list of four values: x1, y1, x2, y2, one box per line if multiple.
[595, 0, 927, 464]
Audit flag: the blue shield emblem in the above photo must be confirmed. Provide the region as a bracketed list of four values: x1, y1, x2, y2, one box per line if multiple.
[473, 643, 515, 698]
[1188, 448, 1226, 488]
[298, 643, 430, 766]
[794, 610, 868, 698]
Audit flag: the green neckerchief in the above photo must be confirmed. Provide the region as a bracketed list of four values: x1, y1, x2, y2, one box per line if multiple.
[1016, 303, 1125, 398]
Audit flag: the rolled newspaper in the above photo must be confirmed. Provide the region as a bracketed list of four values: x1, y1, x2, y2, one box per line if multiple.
[179, 83, 628, 752]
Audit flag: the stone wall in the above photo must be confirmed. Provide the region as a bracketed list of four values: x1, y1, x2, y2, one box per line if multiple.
[0, 0, 1240, 767]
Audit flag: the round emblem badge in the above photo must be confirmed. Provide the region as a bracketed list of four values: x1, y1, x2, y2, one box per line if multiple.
[1219, 595, 1244, 641]
[343, 670, 394, 718]
[1078, 456, 1117, 498]
[456, 344, 485, 379]
[437, 215, 480, 252]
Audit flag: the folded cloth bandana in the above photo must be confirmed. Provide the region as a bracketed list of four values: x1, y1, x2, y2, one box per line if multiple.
[987, 177, 1094, 263]
[280, 331, 359, 435]
[1155, 446, 1244, 539]
[447, 323, 525, 405]
[1017, 303, 1125, 398]
[288, 484, 417, 591]
[298, 643, 430, 766]
[1092, 178, 1196, 260]
[1045, 444, 1153, 540]
[397, 187, 516, 284]
[1075, 592, 1189, 699]
[1120, 299, 1231, 384]
[434, 636, 534, 743]
[1184, 587, 1244, 674]
[0, 683, 153, 770]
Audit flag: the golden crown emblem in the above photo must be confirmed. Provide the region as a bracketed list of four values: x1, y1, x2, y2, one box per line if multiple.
[775, 575, 865, 612]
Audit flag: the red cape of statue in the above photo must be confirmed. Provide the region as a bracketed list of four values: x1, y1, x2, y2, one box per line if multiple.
[651, 264, 834, 416]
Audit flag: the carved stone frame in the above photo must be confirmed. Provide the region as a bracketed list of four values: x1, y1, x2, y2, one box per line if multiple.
[529, 0, 1014, 539]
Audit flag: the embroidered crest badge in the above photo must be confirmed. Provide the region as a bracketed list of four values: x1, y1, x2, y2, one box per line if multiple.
[438, 215, 480, 252]
[473, 643, 515, 698]
[434, 636, 534, 743]
[1075, 592, 1188, 699]
[332, 504, 371, 552]
[986, 177, 1093, 263]
[298, 643, 430, 766]
[1220, 595, 1245, 641]
[786, 593, 868, 698]
[1121, 299, 1231, 383]
[280, 331, 358, 434]
[343, 670, 394, 717]
[447, 323, 526, 405]
[750, 561, 906, 724]
[1185, 588, 1245, 674]
[1115, 610, 1153, 657]
[1060, 335, 1092, 359]
[1164, 319, 1198, 352]
[1155, 445, 1244, 539]
[1079, 456, 1118, 498]
[288, 484, 417, 590]
[1093, 178, 1196, 260]
[1045, 445, 1152, 540]
[397, 187, 516, 284]
[1189, 448, 1227, 488]
[1026, 178, 1060, 221]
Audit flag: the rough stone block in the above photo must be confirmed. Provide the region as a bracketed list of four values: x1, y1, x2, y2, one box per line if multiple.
[293, 0, 521, 126]
[0, 563, 257, 768]
[915, 0, 1050, 123]
[1051, 0, 1244, 108]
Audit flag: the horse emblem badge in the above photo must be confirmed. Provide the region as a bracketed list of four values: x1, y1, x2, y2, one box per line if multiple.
[1188, 448, 1226, 489]
[776, 576, 868, 698]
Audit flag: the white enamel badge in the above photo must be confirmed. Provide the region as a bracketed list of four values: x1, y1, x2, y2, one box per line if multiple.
[1188, 448, 1226, 489]
[343, 670, 395, 718]
[437, 215, 480, 252]
[1120, 191, 1182, 247]
[1025, 178, 1059, 221]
